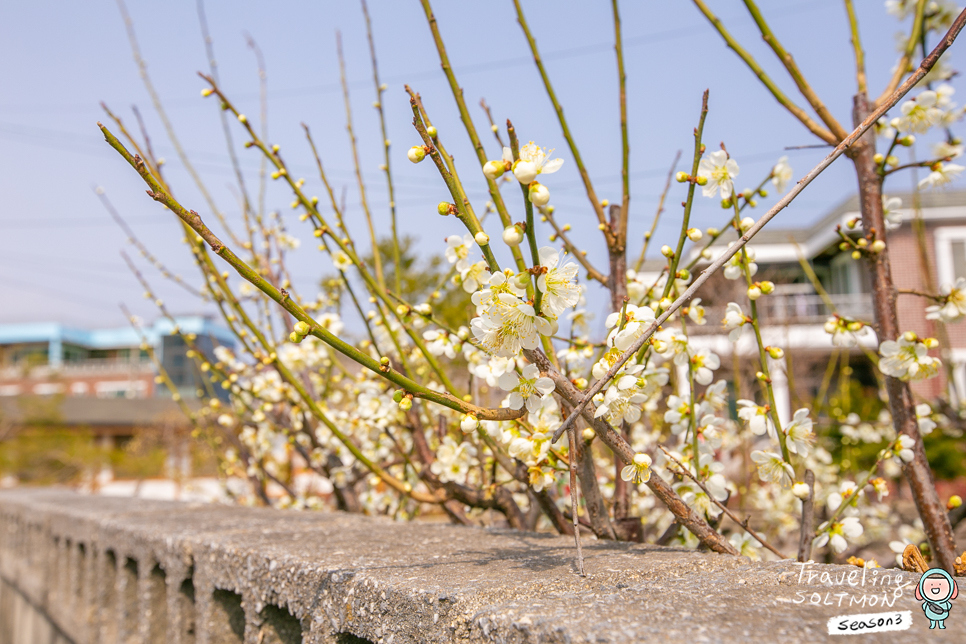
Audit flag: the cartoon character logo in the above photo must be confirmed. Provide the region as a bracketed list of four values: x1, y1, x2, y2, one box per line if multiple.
[915, 567, 959, 629]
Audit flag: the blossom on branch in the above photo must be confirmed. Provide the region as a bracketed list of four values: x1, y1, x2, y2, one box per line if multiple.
[697, 150, 740, 199]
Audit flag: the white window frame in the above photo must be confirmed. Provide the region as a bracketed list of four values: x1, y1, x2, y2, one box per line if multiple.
[933, 226, 966, 285]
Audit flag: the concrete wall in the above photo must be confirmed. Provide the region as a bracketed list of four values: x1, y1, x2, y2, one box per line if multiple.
[0, 489, 958, 644]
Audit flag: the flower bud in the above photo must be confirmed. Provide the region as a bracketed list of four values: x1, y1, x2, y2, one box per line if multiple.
[792, 482, 810, 499]
[871, 240, 886, 253]
[503, 224, 524, 246]
[899, 135, 915, 146]
[886, 155, 899, 167]
[760, 281, 775, 294]
[201, 88, 213, 97]
[437, 202, 453, 216]
[687, 228, 703, 242]
[721, 198, 732, 209]
[483, 160, 505, 180]
[407, 146, 426, 163]
[661, 245, 674, 258]
[392, 390, 404, 403]
[903, 331, 918, 342]
[237, 114, 247, 124]
[851, 250, 862, 260]
[756, 371, 766, 381]
[460, 414, 479, 433]
[873, 153, 884, 164]
[601, 199, 610, 208]
[740, 217, 754, 232]
[948, 495, 963, 510]
[426, 126, 437, 137]
[924, 337, 939, 349]
[659, 297, 672, 310]
[676, 171, 689, 183]
[857, 238, 868, 248]
[574, 377, 588, 389]
[294, 321, 311, 336]
[474, 232, 490, 245]
[513, 272, 531, 290]
[289, 332, 301, 343]
[742, 188, 754, 200]
[847, 321, 864, 332]
[513, 160, 538, 184]
[767, 346, 785, 360]
[706, 227, 719, 237]
[701, 248, 713, 260]
[695, 176, 708, 186]
[758, 188, 768, 198]
[582, 427, 596, 442]
[398, 396, 412, 411]
[747, 285, 762, 300]
[676, 268, 691, 281]
[528, 182, 550, 206]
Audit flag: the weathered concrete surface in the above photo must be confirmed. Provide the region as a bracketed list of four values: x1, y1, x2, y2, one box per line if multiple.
[0, 488, 960, 643]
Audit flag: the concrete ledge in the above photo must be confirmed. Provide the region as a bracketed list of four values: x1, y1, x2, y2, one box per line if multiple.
[0, 488, 958, 643]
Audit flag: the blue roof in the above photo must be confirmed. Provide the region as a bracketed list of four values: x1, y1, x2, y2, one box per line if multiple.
[0, 316, 235, 348]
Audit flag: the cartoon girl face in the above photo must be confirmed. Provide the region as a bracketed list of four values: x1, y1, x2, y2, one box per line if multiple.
[922, 575, 952, 601]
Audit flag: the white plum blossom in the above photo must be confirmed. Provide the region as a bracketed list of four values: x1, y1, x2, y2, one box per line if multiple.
[617, 364, 670, 396]
[723, 245, 757, 280]
[445, 233, 474, 272]
[751, 450, 794, 488]
[697, 150, 740, 199]
[918, 162, 964, 189]
[882, 195, 904, 230]
[687, 298, 707, 325]
[605, 304, 657, 352]
[893, 434, 916, 463]
[460, 260, 489, 293]
[471, 294, 553, 356]
[814, 517, 863, 554]
[722, 302, 748, 342]
[430, 437, 477, 484]
[595, 384, 647, 427]
[896, 90, 943, 134]
[664, 394, 693, 436]
[536, 246, 580, 316]
[878, 336, 941, 381]
[508, 142, 564, 185]
[824, 316, 870, 348]
[933, 140, 964, 160]
[620, 453, 652, 484]
[784, 408, 815, 457]
[738, 400, 775, 438]
[926, 277, 966, 322]
[332, 251, 352, 272]
[771, 156, 793, 192]
[690, 348, 721, 386]
[423, 329, 460, 358]
[916, 403, 937, 435]
[499, 364, 555, 413]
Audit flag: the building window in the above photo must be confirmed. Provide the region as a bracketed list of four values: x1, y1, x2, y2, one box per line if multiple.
[934, 226, 966, 285]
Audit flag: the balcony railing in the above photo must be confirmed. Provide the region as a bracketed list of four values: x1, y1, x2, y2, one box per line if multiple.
[0, 358, 154, 379]
[701, 292, 873, 329]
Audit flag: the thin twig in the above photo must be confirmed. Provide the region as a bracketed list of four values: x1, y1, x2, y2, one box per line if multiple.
[554, 16, 966, 441]
[568, 424, 585, 576]
[661, 447, 788, 559]
[635, 151, 680, 272]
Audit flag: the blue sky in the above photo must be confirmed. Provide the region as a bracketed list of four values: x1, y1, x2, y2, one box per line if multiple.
[0, 0, 960, 327]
